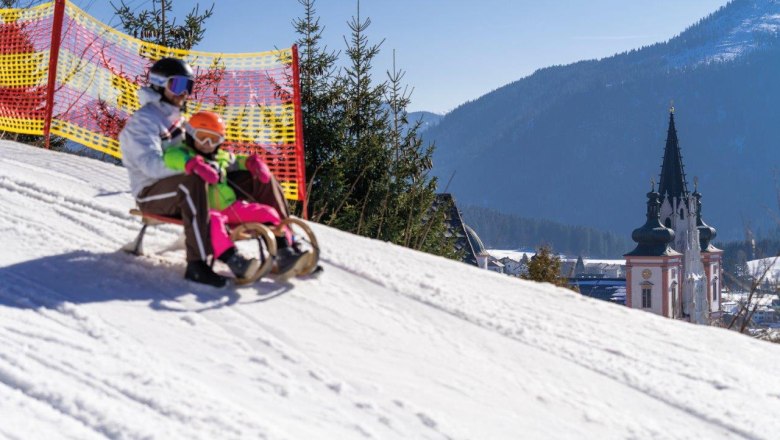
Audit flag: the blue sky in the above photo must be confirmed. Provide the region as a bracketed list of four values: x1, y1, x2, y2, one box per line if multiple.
[73, 0, 729, 114]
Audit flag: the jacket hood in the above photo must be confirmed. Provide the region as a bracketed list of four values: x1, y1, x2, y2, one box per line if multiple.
[138, 86, 162, 107]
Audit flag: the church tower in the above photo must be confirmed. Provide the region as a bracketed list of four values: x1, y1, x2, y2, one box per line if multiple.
[625, 183, 682, 317]
[626, 108, 723, 322]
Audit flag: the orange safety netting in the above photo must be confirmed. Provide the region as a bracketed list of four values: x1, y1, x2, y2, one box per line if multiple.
[0, 0, 306, 202]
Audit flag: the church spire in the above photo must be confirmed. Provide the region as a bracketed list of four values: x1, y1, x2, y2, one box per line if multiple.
[658, 106, 689, 203]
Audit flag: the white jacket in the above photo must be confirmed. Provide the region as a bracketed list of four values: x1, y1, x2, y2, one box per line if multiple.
[119, 87, 186, 198]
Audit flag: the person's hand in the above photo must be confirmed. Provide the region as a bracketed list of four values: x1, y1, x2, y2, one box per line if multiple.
[246, 154, 271, 184]
[185, 155, 219, 184]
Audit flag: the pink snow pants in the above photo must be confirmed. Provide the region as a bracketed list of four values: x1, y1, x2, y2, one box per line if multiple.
[210, 200, 282, 258]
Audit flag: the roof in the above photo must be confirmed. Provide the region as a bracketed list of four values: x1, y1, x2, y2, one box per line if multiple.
[433, 193, 479, 266]
[625, 190, 679, 257]
[658, 110, 689, 203]
[464, 224, 489, 256]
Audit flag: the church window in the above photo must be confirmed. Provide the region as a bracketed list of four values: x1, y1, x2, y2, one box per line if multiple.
[642, 287, 652, 308]
[664, 218, 672, 228]
[671, 284, 679, 318]
[679, 208, 684, 220]
[713, 278, 718, 302]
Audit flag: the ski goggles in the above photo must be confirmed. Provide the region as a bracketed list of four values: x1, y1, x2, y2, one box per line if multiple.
[192, 128, 224, 148]
[166, 75, 194, 96]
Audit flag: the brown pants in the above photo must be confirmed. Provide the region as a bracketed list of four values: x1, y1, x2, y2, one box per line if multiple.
[227, 170, 290, 219]
[136, 174, 211, 262]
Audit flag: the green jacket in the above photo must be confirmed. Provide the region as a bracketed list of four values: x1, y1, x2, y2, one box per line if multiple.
[163, 143, 252, 211]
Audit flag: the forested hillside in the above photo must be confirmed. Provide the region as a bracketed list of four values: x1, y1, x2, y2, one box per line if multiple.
[461, 206, 630, 258]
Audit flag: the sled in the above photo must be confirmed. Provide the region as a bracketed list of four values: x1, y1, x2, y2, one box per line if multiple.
[123, 209, 320, 283]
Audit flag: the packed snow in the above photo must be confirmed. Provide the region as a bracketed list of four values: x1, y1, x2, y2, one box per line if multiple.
[2, 140, 780, 439]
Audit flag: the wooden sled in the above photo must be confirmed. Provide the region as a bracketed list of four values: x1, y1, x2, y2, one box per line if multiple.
[123, 210, 320, 284]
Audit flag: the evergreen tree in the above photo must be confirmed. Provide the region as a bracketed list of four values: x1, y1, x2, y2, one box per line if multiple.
[111, 0, 213, 50]
[292, 0, 457, 259]
[382, 51, 454, 256]
[522, 245, 571, 288]
[292, 0, 348, 221]
[326, 1, 389, 235]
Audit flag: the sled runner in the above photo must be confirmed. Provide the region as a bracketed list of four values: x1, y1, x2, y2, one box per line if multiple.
[123, 209, 320, 284]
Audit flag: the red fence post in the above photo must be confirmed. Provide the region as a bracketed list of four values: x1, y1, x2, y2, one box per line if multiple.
[291, 44, 308, 219]
[42, 0, 66, 149]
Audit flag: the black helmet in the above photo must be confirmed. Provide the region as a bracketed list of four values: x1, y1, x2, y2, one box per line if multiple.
[150, 57, 193, 78]
[149, 57, 194, 93]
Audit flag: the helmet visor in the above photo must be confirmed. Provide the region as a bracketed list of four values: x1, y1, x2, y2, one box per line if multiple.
[167, 75, 194, 95]
[193, 128, 224, 149]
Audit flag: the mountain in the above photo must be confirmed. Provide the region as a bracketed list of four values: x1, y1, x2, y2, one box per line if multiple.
[408, 110, 443, 133]
[3, 140, 780, 438]
[424, 0, 780, 242]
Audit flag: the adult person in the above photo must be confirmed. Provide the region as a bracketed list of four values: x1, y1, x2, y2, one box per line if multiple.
[119, 57, 226, 287]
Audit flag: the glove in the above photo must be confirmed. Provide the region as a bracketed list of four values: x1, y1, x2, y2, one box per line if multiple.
[184, 155, 219, 184]
[246, 154, 271, 184]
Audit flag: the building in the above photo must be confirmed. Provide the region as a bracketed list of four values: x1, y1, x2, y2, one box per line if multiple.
[434, 193, 479, 266]
[624, 108, 723, 323]
[499, 256, 526, 276]
[561, 256, 625, 279]
[464, 224, 491, 269]
[435, 193, 495, 269]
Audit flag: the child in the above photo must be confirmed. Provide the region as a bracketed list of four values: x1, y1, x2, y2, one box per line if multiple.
[163, 111, 308, 280]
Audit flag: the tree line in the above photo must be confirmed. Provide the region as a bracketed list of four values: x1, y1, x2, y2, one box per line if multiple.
[461, 205, 630, 258]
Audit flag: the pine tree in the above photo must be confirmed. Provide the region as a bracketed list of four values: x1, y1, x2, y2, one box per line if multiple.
[111, 0, 213, 50]
[292, 0, 348, 220]
[522, 245, 571, 288]
[326, 1, 389, 235]
[291, 0, 458, 259]
[381, 51, 454, 256]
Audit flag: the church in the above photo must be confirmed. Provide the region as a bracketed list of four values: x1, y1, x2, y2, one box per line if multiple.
[624, 108, 723, 324]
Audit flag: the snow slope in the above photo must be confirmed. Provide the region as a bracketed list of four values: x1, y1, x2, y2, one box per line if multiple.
[1, 140, 780, 439]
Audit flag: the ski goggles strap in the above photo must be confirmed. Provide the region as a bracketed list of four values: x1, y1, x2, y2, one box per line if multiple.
[166, 75, 194, 95]
[193, 128, 224, 147]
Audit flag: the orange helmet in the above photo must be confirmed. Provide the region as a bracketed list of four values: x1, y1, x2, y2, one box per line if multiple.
[188, 111, 225, 136]
[187, 111, 225, 152]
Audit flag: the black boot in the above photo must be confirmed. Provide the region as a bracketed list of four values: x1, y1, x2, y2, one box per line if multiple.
[185, 261, 227, 288]
[218, 248, 260, 279]
[274, 246, 310, 280]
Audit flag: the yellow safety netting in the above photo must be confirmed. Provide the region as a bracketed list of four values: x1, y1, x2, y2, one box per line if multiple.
[0, 0, 306, 201]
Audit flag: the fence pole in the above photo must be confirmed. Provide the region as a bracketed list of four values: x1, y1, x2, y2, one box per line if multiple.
[291, 44, 308, 220]
[42, 0, 66, 149]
